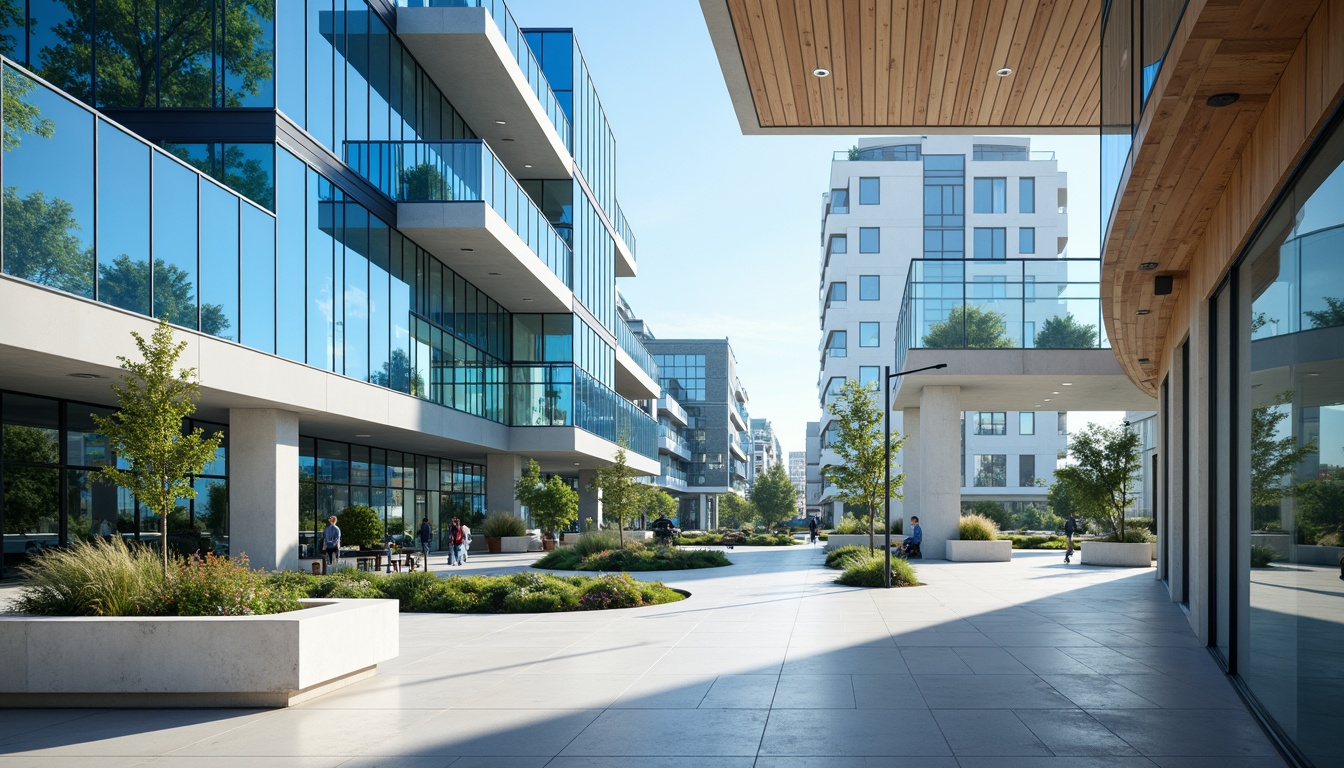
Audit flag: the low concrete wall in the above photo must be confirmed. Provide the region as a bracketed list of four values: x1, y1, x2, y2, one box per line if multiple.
[0, 598, 398, 708]
[824, 534, 893, 552]
[1080, 541, 1153, 567]
[946, 539, 1012, 562]
[1292, 544, 1344, 566]
[1251, 532, 1291, 559]
[500, 535, 531, 553]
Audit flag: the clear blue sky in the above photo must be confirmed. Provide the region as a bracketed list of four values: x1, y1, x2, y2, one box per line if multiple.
[509, 0, 1112, 454]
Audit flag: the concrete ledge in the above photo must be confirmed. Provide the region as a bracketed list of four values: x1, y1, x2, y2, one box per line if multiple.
[1292, 544, 1344, 565]
[0, 598, 398, 708]
[500, 535, 531, 553]
[1080, 541, 1153, 567]
[824, 534, 889, 552]
[946, 539, 1012, 562]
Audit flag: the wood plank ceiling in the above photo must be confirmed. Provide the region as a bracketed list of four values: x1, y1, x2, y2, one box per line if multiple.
[717, 0, 1100, 130]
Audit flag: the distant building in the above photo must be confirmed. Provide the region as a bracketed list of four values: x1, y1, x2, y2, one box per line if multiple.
[788, 451, 807, 513]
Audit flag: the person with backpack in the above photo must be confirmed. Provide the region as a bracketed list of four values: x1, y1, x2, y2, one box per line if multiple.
[1064, 515, 1079, 563]
[808, 515, 820, 545]
[449, 517, 466, 566]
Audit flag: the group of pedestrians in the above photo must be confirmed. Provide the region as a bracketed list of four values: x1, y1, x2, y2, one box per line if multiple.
[319, 515, 472, 571]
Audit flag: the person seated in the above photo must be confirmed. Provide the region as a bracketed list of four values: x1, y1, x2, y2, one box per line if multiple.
[901, 516, 922, 557]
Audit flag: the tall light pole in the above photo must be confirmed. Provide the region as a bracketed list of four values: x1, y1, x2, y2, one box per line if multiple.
[884, 362, 948, 587]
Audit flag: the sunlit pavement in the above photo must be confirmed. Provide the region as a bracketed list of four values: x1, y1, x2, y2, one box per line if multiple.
[0, 546, 1285, 767]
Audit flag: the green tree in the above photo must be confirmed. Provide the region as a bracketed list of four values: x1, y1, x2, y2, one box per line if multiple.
[0, 426, 59, 535]
[96, 254, 230, 335]
[1053, 423, 1142, 541]
[2, 186, 93, 297]
[2, 68, 55, 152]
[820, 379, 903, 550]
[751, 463, 798, 530]
[1305, 296, 1344, 329]
[514, 459, 579, 540]
[636, 486, 678, 529]
[400, 162, 449, 201]
[718, 492, 756, 529]
[589, 445, 640, 549]
[1047, 479, 1078, 520]
[1251, 393, 1316, 507]
[91, 320, 224, 573]
[1294, 472, 1344, 545]
[1034, 313, 1098, 348]
[969, 500, 1013, 530]
[337, 504, 383, 549]
[39, 0, 274, 108]
[921, 304, 1015, 349]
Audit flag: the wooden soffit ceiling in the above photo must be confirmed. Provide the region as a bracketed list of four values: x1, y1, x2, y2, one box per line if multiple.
[700, 0, 1101, 133]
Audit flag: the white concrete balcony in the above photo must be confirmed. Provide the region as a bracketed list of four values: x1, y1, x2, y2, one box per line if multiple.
[396, 2, 572, 180]
[658, 431, 690, 461]
[658, 395, 689, 427]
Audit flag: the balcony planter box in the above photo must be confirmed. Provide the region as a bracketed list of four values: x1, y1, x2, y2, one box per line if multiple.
[1080, 541, 1153, 567]
[0, 598, 398, 708]
[500, 535, 531, 553]
[946, 539, 1012, 562]
[824, 534, 888, 552]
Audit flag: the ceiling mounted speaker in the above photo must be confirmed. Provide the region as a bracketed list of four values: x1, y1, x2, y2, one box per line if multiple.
[1154, 275, 1174, 296]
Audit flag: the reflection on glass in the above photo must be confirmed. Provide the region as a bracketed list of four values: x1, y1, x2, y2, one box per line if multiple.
[152, 152, 202, 330]
[96, 121, 150, 314]
[275, 148, 306, 361]
[240, 204, 276, 353]
[198, 181, 240, 341]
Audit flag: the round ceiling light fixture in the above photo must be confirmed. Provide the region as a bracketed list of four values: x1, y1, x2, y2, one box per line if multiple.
[1139, 261, 1159, 271]
[1136, 309, 1151, 315]
[995, 67, 1013, 77]
[1206, 93, 1240, 107]
[812, 67, 830, 78]
[67, 372, 105, 379]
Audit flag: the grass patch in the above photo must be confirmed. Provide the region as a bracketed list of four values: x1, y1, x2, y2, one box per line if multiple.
[833, 550, 919, 588]
[534, 542, 731, 571]
[825, 544, 878, 569]
[266, 569, 684, 613]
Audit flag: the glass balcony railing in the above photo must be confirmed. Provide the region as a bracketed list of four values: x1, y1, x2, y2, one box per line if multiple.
[396, 0, 572, 151]
[345, 139, 572, 289]
[658, 425, 688, 456]
[616, 316, 658, 381]
[614, 201, 637, 259]
[1251, 224, 1344, 341]
[894, 259, 1110, 373]
[509, 364, 657, 460]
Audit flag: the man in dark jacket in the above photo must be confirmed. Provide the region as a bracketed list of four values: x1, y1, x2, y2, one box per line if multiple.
[418, 518, 433, 561]
[808, 515, 820, 544]
[1064, 516, 1079, 563]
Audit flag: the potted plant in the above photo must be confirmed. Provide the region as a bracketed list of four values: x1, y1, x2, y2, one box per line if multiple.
[946, 513, 1012, 561]
[1054, 423, 1153, 567]
[481, 511, 528, 553]
[514, 459, 578, 552]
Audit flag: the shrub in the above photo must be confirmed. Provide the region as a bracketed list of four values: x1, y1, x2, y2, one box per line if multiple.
[535, 545, 729, 572]
[958, 513, 1000, 541]
[481, 511, 527, 538]
[14, 537, 164, 616]
[572, 528, 622, 557]
[338, 505, 384, 549]
[1250, 545, 1284, 568]
[744, 533, 796, 546]
[825, 544, 873, 569]
[1001, 535, 1073, 550]
[1101, 528, 1153, 544]
[579, 573, 647, 610]
[377, 570, 446, 612]
[161, 553, 300, 616]
[969, 500, 1013, 530]
[834, 552, 919, 587]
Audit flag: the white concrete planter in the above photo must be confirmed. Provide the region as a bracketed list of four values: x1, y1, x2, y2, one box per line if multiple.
[1080, 541, 1153, 567]
[824, 534, 889, 552]
[0, 598, 398, 708]
[500, 535, 531, 553]
[1291, 544, 1344, 565]
[946, 539, 1012, 562]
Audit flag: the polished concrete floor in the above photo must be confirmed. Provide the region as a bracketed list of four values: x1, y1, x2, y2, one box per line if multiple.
[0, 546, 1286, 767]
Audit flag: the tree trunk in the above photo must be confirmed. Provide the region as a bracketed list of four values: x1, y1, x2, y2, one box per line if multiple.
[161, 515, 170, 575]
[618, 522, 625, 550]
[868, 506, 876, 552]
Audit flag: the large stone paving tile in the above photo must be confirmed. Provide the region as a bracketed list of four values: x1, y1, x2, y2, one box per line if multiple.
[547, 758, 754, 768]
[913, 674, 1076, 709]
[1041, 674, 1160, 709]
[0, 709, 269, 757]
[367, 708, 601, 757]
[957, 758, 1159, 768]
[932, 709, 1050, 757]
[899, 648, 974, 674]
[1015, 709, 1141, 756]
[699, 674, 780, 708]
[759, 709, 950, 756]
[558, 709, 768, 756]
[782, 646, 909, 674]
[773, 674, 855, 708]
[172, 708, 438, 758]
[851, 673, 926, 708]
[754, 758, 958, 768]
[610, 674, 714, 709]
[1087, 709, 1281, 758]
[466, 673, 640, 709]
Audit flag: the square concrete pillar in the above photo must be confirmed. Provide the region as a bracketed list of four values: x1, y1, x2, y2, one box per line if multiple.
[901, 407, 922, 528]
[228, 409, 300, 572]
[578, 469, 602, 530]
[486, 454, 525, 515]
[918, 385, 961, 560]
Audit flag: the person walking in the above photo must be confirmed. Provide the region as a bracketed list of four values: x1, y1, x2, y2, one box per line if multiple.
[460, 521, 472, 564]
[322, 515, 341, 573]
[808, 515, 820, 545]
[1064, 515, 1079, 563]
[418, 517, 433, 566]
[448, 517, 466, 566]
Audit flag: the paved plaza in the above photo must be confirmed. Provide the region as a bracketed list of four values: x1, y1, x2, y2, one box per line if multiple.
[0, 546, 1284, 767]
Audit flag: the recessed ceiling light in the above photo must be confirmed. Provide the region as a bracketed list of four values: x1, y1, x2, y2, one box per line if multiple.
[574, 462, 581, 466]
[461, 248, 474, 252]
[522, 298, 534, 302]
[1136, 309, 1151, 315]
[524, 164, 533, 168]
[495, 120, 507, 125]
[995, 67, 1012, 77]
[1035, 404, 1042, 408]
[1062, 382, 1073, 386]
[1206, 93, 1240, 107]
[355, 434, 371, 438]
[1138, 358, 1151, 364]
[501, 137, 515, 142]
[812, 67, 830, 77]
[1044, 398, 1052, 402]
[1052, 391, 1060, 395]
[1139, 262, 1159, 271]
[488, 272, 501, 276]
[67, 372, 105, 379]
[1307, 372, 1321, 377]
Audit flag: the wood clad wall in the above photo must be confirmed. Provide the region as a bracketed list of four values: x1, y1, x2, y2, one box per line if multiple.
[723, 0, 1100, 129]
[1100, 0, 1343, 393]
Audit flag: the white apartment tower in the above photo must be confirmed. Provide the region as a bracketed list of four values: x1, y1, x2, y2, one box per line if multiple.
[815, 136, 1070, 522]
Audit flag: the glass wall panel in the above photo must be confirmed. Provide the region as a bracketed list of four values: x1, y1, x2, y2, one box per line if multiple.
[307, 170, 336, 370]
[198, 181, 240, 341]
[276, 0, 305, 123]
[152, 153, 200, 330]
[96, 121, 151, 314]
[224, 0, 275, 108]
[30, 0, 91, 104]
[1, 66, 95, 298]
[343, 202, 370, 383]
[240, 203, 277, 353]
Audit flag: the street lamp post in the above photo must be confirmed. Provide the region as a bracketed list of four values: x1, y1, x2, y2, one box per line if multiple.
[884, 362, 948, 587]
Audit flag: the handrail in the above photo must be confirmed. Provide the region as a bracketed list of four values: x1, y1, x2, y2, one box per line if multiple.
[616, 316, 658, 380]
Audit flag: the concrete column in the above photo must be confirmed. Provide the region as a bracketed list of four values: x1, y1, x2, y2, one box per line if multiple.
[901, 407, 922, 529]
[228, 408, 299, 572]
[918, 385, 961, 559]
[486, 454, 524, 515]
[578, 469, 602, 530]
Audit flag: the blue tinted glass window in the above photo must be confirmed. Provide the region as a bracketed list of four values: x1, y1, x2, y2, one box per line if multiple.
[343, 0, 368, 143]
[96, 122, 151, 315]
[199, 182, 240, 341]
[152, 153, 200, 330]
[974, 228, 1006, 259]
[275, 150, 306, 361]
[31, 0, 90, 103]
[859, 275, 879, 300]
[307, 170, 335, 369]
[225, 0, 275, 107]
[859, 322, 880, 347]
[368, 13, 391, 142]
[1019, 227, 1036, 255]
[368, 215, 391, 384]
[828, 282, 846, 302]
[276, 0, 304, 123]
[2, 68, 95, 298]
[1020, 177, 1036, 213]
[222, 143, 274, 211]
[859, 227, 880, 253]
[343, 202, 370, 383]
[306, 0, 334, 147]
[858, 177, 879, 205]
[830, 188, 849, 214]
[388, 236, 413, 392]
[973, 178, 1006, 213]
[157, 1, 211, 107]
[240, 204, 276, 353]
[859, 366, 880, 389]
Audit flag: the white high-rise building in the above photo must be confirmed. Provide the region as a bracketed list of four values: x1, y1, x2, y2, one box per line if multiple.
[814, 136, 1070, 522]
